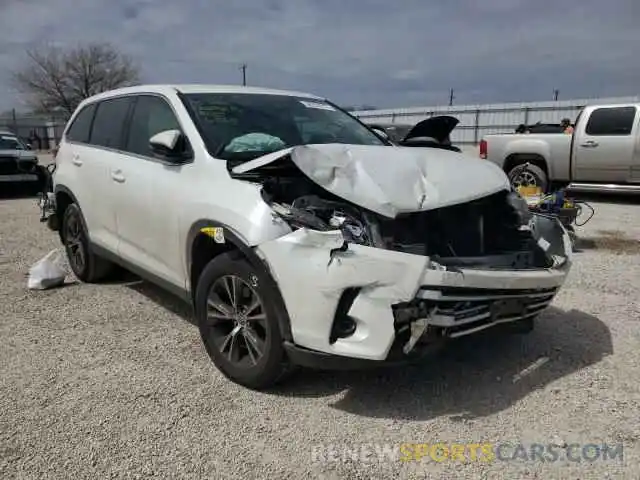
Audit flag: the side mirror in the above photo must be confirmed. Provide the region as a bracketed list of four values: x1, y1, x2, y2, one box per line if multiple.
[25, 143, 33, 150]
[149, 129, 192, 163]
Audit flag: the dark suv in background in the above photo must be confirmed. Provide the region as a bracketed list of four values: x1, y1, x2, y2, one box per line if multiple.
[0, 130, 42, 190]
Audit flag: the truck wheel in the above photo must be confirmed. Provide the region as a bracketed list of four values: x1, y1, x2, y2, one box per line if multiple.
[509, 163, 548, 192]
[61, 203, 114, 283]
[195, 252, 292, 390]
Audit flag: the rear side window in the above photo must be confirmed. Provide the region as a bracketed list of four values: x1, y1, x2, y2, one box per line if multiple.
[125, 95, 182, 157]
[65, 104, 96, 143]
[585, 107, 636, 136]
[89, 97, 133, 148]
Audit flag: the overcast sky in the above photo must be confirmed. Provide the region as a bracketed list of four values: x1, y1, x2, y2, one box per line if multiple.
[1, 0, 639, 112]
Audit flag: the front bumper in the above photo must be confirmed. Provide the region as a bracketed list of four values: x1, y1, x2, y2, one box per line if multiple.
[257, 213, 573, 366]
[0, 173, 39, 183]
[0, 155, 40, 182]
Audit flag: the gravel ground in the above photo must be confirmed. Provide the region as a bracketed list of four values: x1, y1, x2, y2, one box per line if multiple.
[1, 187, 639, 479]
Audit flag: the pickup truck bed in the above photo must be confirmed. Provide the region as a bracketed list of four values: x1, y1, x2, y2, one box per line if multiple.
[480, 104, 640, 193]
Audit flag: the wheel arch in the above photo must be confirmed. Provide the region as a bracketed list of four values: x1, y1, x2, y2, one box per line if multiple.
[54, 185, 82, 241]
[186, 219, 293, 342]
[503, 153, 549, 179]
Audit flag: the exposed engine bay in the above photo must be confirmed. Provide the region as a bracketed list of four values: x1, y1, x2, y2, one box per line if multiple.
[231, 144, 572, 363]
[232, 152, 557, 271]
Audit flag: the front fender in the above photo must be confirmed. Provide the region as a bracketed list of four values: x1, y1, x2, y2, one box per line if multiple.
[184, 217, 295, 343]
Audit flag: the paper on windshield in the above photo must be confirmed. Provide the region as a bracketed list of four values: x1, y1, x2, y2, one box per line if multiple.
[300, 100, 335, 111]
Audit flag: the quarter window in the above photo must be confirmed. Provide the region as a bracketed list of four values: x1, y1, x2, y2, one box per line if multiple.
[585, 107, 636, 136]
[125, 95, 182, 157]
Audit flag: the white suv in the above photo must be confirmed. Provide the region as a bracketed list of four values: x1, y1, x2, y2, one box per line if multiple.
[42, 84, 573, 389]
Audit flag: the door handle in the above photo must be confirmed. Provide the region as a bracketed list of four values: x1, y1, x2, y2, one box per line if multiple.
[111, 170, 125, 183]
[71, 154, 83, 166]
[580, 140, 599, 148]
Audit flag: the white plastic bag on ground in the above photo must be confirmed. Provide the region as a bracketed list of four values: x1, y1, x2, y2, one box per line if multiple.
[27, 248, 68, 290]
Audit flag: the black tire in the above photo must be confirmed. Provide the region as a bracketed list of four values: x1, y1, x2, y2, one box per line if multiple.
[61, 203, 114, 283]
[508, 163, 549, 193]
[195, 251, 292, 390]
[24, 181, 43, 198]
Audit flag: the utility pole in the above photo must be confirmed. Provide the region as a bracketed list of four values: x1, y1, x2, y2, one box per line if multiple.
[553, 89, 559, 101]
[448, 88, 455, 106]
[240, 64, 247, 86]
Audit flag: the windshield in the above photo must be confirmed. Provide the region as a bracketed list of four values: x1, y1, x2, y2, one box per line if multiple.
[0, 135, 25, 150]
[181, 93, 386, 162]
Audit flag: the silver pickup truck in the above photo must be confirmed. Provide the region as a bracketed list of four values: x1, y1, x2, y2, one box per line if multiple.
[479, 103, 640, 193]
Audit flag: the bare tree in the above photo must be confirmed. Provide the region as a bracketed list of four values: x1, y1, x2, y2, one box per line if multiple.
[12, 42, 141, 117]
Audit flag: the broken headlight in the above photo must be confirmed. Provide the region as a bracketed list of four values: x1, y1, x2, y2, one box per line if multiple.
[271, 196, 373, 246]
[328, 212, 370, 245]
[507, 190, 533, 226]
[270, 202, 329, 231]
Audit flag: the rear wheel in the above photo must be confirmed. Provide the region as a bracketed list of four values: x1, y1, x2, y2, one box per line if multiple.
[62, 203, 114, 283]
[508, 163, 548, 193]
[195, 252, 291, 390]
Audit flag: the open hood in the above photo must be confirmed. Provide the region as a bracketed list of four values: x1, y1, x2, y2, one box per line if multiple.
[231, 143, 510, 218]
[403, 115, 459, 143]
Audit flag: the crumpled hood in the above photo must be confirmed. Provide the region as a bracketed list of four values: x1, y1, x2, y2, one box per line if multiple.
[232, 143, 510, 218]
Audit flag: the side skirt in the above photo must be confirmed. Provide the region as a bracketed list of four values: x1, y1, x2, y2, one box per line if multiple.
[90, 242, 192, 306]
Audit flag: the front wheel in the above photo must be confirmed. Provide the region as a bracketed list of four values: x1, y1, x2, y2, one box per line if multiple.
[195, 252, 291, 390]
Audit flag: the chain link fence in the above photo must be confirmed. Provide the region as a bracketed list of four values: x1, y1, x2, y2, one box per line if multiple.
[353, 95, 640, 146]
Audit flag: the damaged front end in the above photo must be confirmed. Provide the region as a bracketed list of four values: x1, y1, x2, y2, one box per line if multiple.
[231, 144, 573, 365]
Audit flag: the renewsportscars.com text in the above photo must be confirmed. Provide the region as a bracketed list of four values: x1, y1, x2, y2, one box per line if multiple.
[311, 442, 624, 464]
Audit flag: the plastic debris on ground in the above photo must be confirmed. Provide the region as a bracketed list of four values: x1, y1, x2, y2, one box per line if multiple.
[27, 248, 68, 290]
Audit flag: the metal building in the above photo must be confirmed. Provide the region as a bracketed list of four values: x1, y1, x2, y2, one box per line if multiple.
[353, 96, 640, 146]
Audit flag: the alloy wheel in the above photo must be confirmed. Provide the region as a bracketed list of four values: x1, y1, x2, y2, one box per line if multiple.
[64, 211, 86, 273]
[205, 274, 268, 367]
[511, 170, 539, 188]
